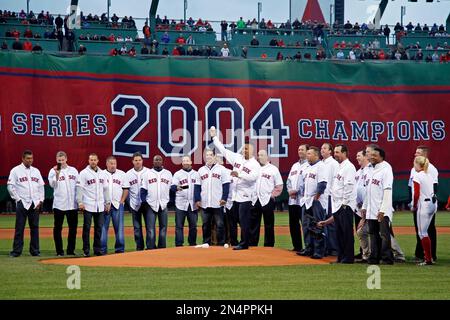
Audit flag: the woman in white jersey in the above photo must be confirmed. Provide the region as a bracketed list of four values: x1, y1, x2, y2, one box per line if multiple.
[411, 156, 437, 266]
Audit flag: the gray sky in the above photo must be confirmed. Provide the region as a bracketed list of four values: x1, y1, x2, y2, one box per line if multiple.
[2, 0, 449, 32]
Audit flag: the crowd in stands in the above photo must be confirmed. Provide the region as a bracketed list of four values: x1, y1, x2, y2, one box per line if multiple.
[80, 12, 136, 29]
[0, 9, 54, 26]
[155, 15, 214, 32]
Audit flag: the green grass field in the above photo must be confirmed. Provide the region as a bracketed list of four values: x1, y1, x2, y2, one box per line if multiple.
[0, 211, 449, 300]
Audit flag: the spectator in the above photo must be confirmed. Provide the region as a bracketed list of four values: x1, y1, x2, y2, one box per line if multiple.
[161, 32, 170, 44]
[394, 22, 403, 32]
[109, 48, 118, 56]
[23, 39, 33, 51]
[349, 49, 356, 60]
[176, 34, 186, 45]
[120, 44, 128, 55]
[172, 46, 180, 56]
[269, 38, 278, 46]
[111, 14, 119, 25]
[423, 24, 429, 32]
[237, 17, 246, 33]
[116, 35, 124, 42]
[406, 22, 414, 32]
[221, 20, 228, 41]
[336, 49, 345, 59]
[125, 36, 132, 42]
[186, 17, 194, 29]
[241, 46, 248, 59]
[261, 53, 268, 59]
[378, 49, 386, 60]
[128, 16, 136, 29]
[141, 44, 149, 55]
[394, 50, 402, 60]
[186, 35, 195, 45]
[415, 23, 422, 32]
[128, 46, 136, 57]
[44, 28, 53, 39]
[24, 28, 33, 38]
[250, 36, 259, 46]
[78, 44, 86, 55]
[11, 28, 20, 38]
[425, 54, 432, 63]
[294, 51, 302, 60]
[276, 52, 283, 61]
[344, 20, 353, 31]
[162, 16, 169, 26]
[108, 34, 116, 42]
[340, 40, 346, 49]
[19, 10, 26, 20]
[220, 43, 230, 57]
[66, 29, 75, 52]
[383, 24, 391, 43]
[432, 51, 439, 62]
[415, 49, 424, 61]
[143, 22, 151, 38]
[32, 43, 42, 53]
[367, 21, 375, 31]
[277, 39, 285, 47]
[373, 38, 380, 49]
[438, 24, 445, 33]
[162, 47, 169, 55]
[55, 14, 63, 31]
[1, 41, 8, 50]
[304, 52, 312, 59]
[175, 19, 185, 31]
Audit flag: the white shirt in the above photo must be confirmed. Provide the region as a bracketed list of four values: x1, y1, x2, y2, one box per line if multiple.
[103, 169, 129, 210]
[354, 164, 372, 217]
[7, 163, 45, 210]
[126, 167, 149, 211]
[77, 166, 109, 212]
[141, 168, 173, 212]
[213, 136, 261, 203]
[413, 171, 435, 204]
[362, 161, 394, 221]
[286, 160, 309, 206]
[48, 165, 78, 211]
[303, 160, 327, 210]
[198, 164, 231, 209]
[172, 169, 201, 211]
[323, 156, 340, 211]
[331, 159, 357, 213]
[221, 47, 230, 57]
[253, 163, 283, 206]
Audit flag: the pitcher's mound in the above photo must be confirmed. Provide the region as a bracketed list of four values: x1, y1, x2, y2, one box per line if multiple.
[40, 247, 335, 268]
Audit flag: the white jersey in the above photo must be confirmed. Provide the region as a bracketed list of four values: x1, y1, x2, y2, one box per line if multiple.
[126, 167, 149, 211]
[223, 167, 234, 210]
[408, 162, 438, 187]
[172, 169, 201, 211]
[48, 165, 78, 211]
[413, 171, 437, 214]
[303, 160, 327, 210]
[103, 169, 129, 210]
[77, 166, 109, 212]
[7, 163, 45, 210]
[212, 136, 260, 203]
[286, 160, 309, 206]
[252, 163, 283, 206]
[331, 159, 357, 213]
[322, 156, 340, 212]
[354, 165, 372, 217]
[141, 168, 173, 212]
[362, 161, 394, 221]
[198, 164, 231, 209]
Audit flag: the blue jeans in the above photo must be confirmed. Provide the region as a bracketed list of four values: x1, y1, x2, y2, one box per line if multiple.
[130, 205, 147, 250]
[175, 206, 198, 246]
[145, 206, 168, 249]
[326, 195, 338, 255]
[100, 204, 125, 254]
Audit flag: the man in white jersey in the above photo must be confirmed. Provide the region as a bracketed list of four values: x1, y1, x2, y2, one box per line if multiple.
[287, 144, 309, 253]
[408, 145, 439, 262]
[321, 143, 340, 256]
[216, 154, 235, 245]
[48, 151, 79, 256]
[198, 149, 231, 246]
[250, 150, 283, 247]
[318, 144, 357, 263]
[299, 146, 327, 259]
[354, 150, 370, 263]
[77, 153, 111, 257]
[8, 150, 45, 257]
[365, 144, 405, 263]
[100, 156, 129, 254]
[171, 156, 201, 247]
[140, 155, 173, 249]
[361, 147, 394, 265]
[210, 126, 260, 250]
[126, 152, 149, 251]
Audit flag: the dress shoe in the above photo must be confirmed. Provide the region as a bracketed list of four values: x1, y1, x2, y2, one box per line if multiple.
[297, 249, 312, 256]
[233, 245, 248, 250]
[9, 252, 20, 258]
[311, 254, 323, 259]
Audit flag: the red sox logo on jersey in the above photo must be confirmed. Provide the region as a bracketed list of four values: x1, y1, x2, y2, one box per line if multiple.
[262, 173, 271, 180]
[308, 173, 316, 180]
[242, 167, 251, 174]
[148, 177, 158, 184]
[234, 164, 241, 169]
[371, 178, 381, 186]
[336, 174, 343, 181]
[113, 179, 122, 185]
[212, 173, 221, 179]
[58, 175, 77, 181]
[86, 179, 96, 185]
[18, 177, 40, 183]
[161, 178, 171, 184]
[200, 174, 209, 180]
[290, 170, 297, 176]
[129, 178, 138, 186]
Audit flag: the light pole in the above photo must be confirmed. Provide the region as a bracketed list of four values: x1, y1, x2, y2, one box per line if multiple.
[258, 2, 262, 24]
[26, 0, 30, 15]
[289, 0, 292, 23]
[330, 4, 334, 27]
[184, 0, 187, 23]
[400, 5, 406, 27]
[107, 0, 111, 21]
